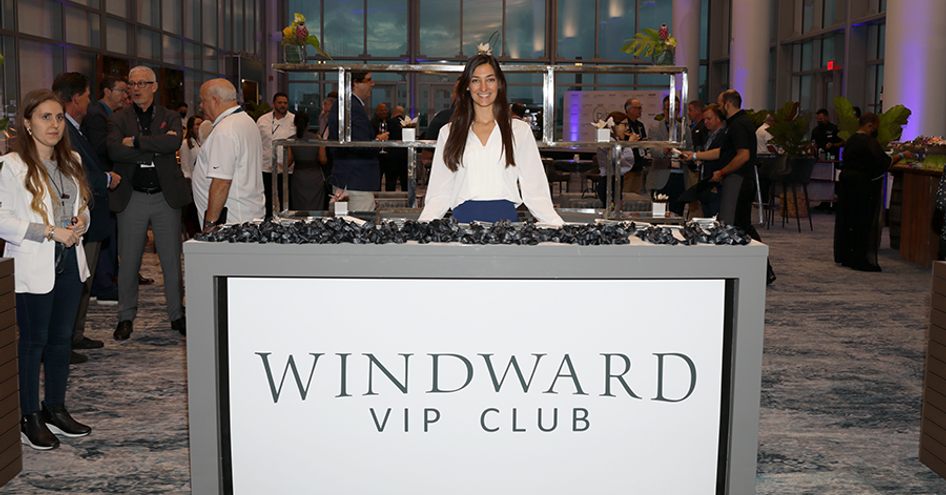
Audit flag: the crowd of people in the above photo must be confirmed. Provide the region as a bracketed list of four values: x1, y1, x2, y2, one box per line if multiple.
[0, 52, 906, 450]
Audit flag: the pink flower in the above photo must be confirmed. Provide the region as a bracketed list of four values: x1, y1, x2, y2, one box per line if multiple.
[296, 25, 308, 43]
[658, 24, 669, 41]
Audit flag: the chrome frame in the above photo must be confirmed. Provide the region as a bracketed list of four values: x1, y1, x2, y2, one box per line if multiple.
[273, 62, 689, 218]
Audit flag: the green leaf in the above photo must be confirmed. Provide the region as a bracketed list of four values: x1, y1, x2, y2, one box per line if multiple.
[833, 96, 858, 141]
[877, 105, 911, 147]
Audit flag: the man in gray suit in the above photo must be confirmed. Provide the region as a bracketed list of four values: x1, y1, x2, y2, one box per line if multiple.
[107, 66, 191, 340]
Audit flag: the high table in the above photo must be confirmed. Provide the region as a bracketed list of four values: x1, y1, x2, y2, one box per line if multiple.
[184, 233, 768, 495]
[890, 165, 940, 266]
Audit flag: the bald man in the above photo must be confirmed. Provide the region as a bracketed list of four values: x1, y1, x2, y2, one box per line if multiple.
[193, 78, 264, 228]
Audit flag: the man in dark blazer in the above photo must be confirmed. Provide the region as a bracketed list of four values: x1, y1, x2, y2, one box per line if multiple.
[107, 66, 190, 340]
[328, 71, 386, 211]
[53, 72, 122, 358]
[82, 76, 128, 304]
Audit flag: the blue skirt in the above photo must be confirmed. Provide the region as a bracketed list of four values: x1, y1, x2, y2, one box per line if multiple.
[451, 200, 517, 223]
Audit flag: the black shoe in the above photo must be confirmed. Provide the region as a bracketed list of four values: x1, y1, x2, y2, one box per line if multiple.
[138, 273, 154, 285]
[21, 413, 59, 450]
[70, 350, 88, 364]
[42, 403, 91, 438]
[171, 316, 186, 335]
[73, 336, 104, 350]
[114, 320, 133, 340]
[766, 265, 777, 286]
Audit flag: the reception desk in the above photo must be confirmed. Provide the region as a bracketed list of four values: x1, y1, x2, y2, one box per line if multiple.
[184, 237, 768, 495]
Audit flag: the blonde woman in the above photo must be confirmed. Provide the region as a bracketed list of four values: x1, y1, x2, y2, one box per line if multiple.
[0, 89, 92, 450]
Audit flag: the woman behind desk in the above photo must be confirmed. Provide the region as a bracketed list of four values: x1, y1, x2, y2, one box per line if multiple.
[595, 111, 636, 208]
[419, 51, 563, 226]
[834, 113, 911, 271]
[0, 89, 93, 450]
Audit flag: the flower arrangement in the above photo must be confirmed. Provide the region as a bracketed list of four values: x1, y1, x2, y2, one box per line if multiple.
[623, 24, 677, 65]
[282, 13, 329, 59]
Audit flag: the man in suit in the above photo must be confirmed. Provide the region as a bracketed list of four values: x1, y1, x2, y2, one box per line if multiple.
[328, 71, 387, 211]
[107, 66, 190, 340]
[82, 76, 127, 305]
[52, 72, 122, 360]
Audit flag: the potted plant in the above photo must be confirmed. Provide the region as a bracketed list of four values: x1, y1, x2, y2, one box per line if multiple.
[622, 24, 677, 65]
[833, 96, 911, 147]
[282, 13, 329, 64]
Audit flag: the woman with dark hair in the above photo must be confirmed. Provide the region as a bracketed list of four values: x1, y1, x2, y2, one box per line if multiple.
[0, 89, 93, 450]
[419, 52, 562, 225]
[595, 110, 637, 207]
[287, 112, 326, 210]
[179, 115, 203, 236]
[834, 113, 911, 271]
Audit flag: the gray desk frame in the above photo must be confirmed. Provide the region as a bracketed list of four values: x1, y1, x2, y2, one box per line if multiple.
[184, 239, 768, 495]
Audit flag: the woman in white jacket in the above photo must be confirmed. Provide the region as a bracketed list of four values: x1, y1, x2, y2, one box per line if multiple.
[0, 89, 93, 450]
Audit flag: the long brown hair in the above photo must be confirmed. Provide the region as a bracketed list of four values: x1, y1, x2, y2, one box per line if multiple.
[442, 54, 515, 172]
[11, 89, 91, 225]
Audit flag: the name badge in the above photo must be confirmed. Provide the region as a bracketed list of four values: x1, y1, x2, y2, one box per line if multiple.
[140, 162, 156, 169]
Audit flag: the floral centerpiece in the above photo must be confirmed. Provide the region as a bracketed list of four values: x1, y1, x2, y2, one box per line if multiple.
[281, 13, 329, 63]
[622, 24, 677, 65]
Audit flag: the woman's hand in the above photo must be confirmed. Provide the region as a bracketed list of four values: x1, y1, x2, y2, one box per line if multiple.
[70, 216, 88, 236]
[52, 227, 80, 247]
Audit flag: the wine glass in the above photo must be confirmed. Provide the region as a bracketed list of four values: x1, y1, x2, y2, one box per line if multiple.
[378, 120, 388, 155]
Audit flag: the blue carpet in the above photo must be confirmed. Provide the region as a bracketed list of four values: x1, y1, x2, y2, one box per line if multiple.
[0, 212, 944, 493]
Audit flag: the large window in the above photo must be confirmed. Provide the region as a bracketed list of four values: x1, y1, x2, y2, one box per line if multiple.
[0, 0, 259, 117]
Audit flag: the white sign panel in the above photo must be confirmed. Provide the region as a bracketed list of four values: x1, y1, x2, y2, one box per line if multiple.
[226, 278, 727, 494]
[562, 90, 666, 142]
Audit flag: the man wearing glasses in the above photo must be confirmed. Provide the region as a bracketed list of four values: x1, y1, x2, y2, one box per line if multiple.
[81, 76, 126, 308]
[107, 66, 191, 340]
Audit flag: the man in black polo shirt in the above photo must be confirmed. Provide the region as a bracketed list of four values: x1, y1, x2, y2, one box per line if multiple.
[689, 89, 775, 284]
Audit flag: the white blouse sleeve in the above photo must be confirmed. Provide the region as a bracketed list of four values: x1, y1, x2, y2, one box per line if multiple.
[418, 125, 457, 222]
[513, 123, 564, 226]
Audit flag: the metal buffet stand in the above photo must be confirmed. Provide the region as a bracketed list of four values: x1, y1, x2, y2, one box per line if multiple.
[271, 62, 688, 220]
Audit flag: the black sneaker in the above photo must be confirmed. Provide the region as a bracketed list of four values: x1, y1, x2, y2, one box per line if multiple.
[21, 413, 59, 450]
[70, 350, 88, 364]
[42, 403, 91, 438]
[73, 337, 104, 349]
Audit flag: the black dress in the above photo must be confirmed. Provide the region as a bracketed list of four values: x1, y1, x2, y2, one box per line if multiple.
[834, 132, 891, 271]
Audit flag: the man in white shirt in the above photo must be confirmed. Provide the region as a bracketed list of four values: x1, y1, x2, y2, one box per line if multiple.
[256, 92, 295, 218]
[193, 78, 265, 229]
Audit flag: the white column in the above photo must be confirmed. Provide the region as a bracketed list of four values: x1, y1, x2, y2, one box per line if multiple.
[672, 0, 701, 102]
[884, 0, 946, 139]
[729, 0, 772, 109]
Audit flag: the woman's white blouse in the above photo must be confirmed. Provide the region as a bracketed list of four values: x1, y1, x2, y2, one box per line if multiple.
[419, 119, 563, 226]
[179, 139, 200, 179]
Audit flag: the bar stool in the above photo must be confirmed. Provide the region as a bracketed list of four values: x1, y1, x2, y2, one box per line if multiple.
[777, 157, 816, 232]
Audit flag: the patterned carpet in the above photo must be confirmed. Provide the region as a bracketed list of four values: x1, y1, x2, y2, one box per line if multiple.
[0, 211, 944, 494]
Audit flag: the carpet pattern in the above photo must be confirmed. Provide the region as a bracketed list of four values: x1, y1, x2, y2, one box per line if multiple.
[0, 212, 944, 494]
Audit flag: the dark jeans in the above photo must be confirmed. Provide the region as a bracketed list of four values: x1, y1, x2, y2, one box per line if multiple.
[17, 247, 83, 415]
[657, 173, 687, 215]
[597, 175, 625, 208]
[262, 172, 289, 219]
